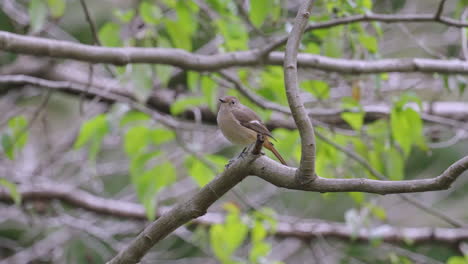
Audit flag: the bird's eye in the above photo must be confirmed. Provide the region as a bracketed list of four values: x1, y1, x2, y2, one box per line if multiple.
[231, 101, 235, 105]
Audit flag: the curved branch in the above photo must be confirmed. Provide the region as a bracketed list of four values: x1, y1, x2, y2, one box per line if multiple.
[284, 0, 316, 181]
[2, 31, 468, 74]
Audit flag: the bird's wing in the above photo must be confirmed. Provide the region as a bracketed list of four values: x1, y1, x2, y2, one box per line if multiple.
[231, 107, 274, 139]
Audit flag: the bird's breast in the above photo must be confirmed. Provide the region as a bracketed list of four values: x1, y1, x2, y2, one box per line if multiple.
[217, 109, 257, 145]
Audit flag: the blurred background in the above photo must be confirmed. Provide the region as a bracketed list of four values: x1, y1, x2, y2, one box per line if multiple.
[0, 0, 468, 263]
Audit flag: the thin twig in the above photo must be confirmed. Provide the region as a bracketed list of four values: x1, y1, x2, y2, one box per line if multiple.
[434, 0, 447, 20]
[78, 0, 101, 46]
[461, 8, 468, 61]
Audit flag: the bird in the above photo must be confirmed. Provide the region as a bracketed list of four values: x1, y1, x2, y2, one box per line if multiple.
[217, 96, 287, 165]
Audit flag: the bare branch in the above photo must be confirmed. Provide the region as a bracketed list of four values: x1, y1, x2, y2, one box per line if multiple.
[2, 31, 468, 74]
[284, 0, 317, 181]
[1, 184, 468, 246]
[106, 152, 254, 264]
[263, 12, 468, 54]
[435, 0, 447, 20]
[250, 155, 468, 194]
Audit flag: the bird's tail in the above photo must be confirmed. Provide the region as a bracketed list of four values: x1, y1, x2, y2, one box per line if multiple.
[263, 138, 288, 166]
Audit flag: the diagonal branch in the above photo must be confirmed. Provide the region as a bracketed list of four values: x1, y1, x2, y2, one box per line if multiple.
[106, 149, 255, 264]
[284, 0, 316, 182]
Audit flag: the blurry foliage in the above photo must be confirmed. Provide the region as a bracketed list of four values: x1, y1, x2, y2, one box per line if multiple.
[1, 0, 468, 263]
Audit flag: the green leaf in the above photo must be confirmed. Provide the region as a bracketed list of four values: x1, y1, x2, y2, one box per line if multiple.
[120, 111, 150, 127]
[2, 134, 14, 160]
[210, 224, 230, 262]
[201, 76, 217, 112]
[447, 256, 468, 264]
[459, 80, 467, 96]
[390, 101, 426, 157]
[131, 64, 153, 102]
[369, 204, 387, 220]
[124, 126, 151, 156]
[185, 156, 214, 187]
[133, 161, 176, 220]
[0, 178, 21, 205]
[321, 27, 343, 58]
[341, 112, 364, 131]
[210, 204, 248, 263]
[46, 0, 66, 18]
[306, 42, 321, 54]
[250, 241, 270, 263]
[98, 22, 122, 47]
[165, 19, 192, 51]
[154, 161, 176, 189]
[216, 17, 248, 51]
[139, 1, 161, 25]
[224, 208, 248, 255]
[74, 114, 109, 155]
[129, 151, 160, 176]
[259, 67, 287, 105]
[358, 33, 378, 53]
[385, 147, 404, 180]
[151, 129, 174, 145]
[251, 220, 267, 242]
[170, 96, 205, 115]
[249, 0, 269, 27]
[187, 71, 200, 91]
[300, 80, 329, 99]
[113, 9, 135, 23]
[29, 0, 48, 33]
[349, 192, 365, 205]
[2, 116, 29, 160]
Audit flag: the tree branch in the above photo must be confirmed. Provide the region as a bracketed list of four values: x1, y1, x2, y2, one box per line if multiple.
[1, 184, 468, 246]
[2, 31, 468, 74]
[250, 155, 468, 194]
[106, 149, 255, 264]
[284, 0, 316, 181]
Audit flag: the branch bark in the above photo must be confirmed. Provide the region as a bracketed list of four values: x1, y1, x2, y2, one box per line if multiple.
[1, 184, 468, 246]
[2, 31, 468, 74]
[250, 154, 468, 194]
[106, 148, 255, 264]
[284, 0, 317, 182]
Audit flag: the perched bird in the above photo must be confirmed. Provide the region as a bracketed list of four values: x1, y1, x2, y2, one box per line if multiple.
[217, 96, 287, 165]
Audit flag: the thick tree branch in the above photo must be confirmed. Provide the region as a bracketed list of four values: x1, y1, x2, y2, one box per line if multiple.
[1, 184, 468, 245]
[250, 155, 468, 194]
[106, 148, 256, 264]
[2, 31, 468, 74]
[284, 0, 316, 181]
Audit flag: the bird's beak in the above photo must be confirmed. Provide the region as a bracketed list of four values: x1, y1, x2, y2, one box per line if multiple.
[219, 98, 225, 103]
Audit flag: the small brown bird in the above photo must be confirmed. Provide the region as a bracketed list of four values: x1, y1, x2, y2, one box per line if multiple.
[217, 96, 287, 165]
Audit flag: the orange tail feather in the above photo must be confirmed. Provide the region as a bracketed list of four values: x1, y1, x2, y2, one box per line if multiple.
[263, 139, 288, 166]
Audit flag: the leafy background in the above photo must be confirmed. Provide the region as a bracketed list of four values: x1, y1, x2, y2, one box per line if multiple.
[0, 0, 468, 263]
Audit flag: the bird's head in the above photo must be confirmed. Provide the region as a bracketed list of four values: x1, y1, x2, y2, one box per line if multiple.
[219, 96, 240, 109]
